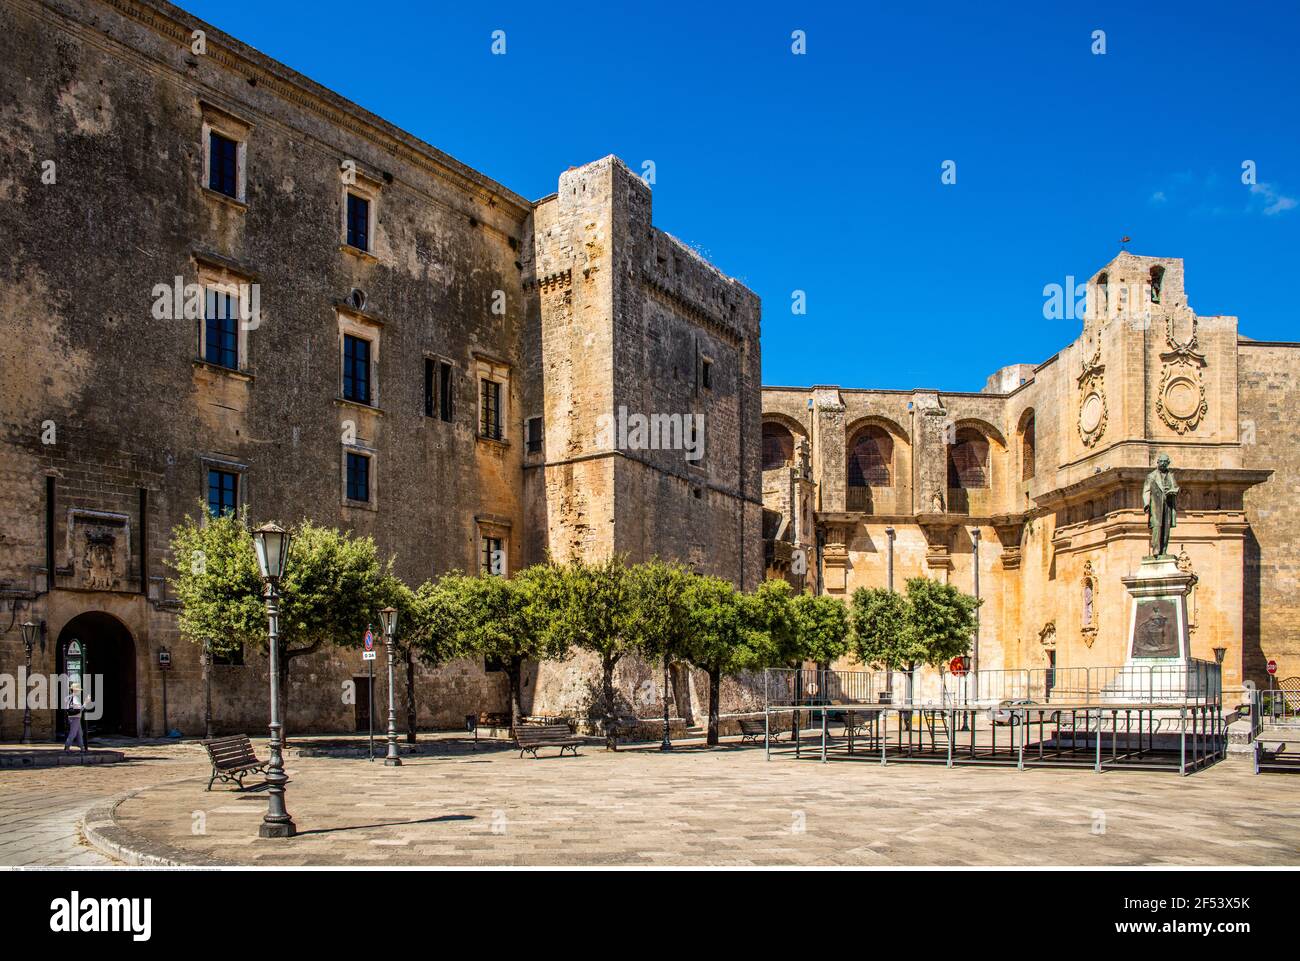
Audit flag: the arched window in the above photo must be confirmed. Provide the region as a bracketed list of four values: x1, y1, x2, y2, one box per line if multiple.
[1096, 272, 1109, 316]
[762, 422, 795, 470]
[948, 427, 989, 490]
[1021, 413, 1036, 481]
[848, 425, 893, 487]
[1149, 265, 1165, 304]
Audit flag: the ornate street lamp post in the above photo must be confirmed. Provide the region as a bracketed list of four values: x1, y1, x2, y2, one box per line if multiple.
[660, 659, 673, 752]
[379, 606, 402, 767]
[252, 522, 295, 838]
[20, 620, 41, 745]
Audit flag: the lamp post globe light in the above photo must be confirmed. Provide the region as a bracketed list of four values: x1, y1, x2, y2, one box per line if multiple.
[379, 606, 402, 767]
[20, 620, 38, 745]
[252, 522, 296, 839]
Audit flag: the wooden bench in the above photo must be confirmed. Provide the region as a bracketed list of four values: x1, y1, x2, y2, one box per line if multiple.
[201, 735, 267, 791]
[1255, 736, 1300, 774]
[738, 718, 772, 743]
[514, 723, 583, 758]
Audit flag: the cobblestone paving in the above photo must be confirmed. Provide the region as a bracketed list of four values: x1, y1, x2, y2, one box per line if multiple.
[71, 736, 1300, 867]
[0, 742, 209, 867]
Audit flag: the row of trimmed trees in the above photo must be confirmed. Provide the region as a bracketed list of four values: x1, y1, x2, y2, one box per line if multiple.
[170, 509, 980, 748]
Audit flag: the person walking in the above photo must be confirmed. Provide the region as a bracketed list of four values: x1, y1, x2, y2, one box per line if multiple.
[64, 682, 91, 753]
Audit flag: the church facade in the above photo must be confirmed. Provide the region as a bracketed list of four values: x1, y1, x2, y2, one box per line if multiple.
[761, 252, 1300, 702]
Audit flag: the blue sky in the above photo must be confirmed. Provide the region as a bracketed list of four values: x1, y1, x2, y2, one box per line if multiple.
[183, 0, 1299, 391]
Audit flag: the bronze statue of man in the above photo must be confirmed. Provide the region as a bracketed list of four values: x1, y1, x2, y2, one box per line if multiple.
[1142, 454, 1179, 557]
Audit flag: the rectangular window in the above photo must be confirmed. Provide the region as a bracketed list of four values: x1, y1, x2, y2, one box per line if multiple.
[480, 378, 502, 440]
[346, 452, 370, 502]
[343, 334, 371, 405]
[439, 362, 454, 422]
[423, 359, 435, 417]
[346, 192, 370, 251]
[480, 536, 503, 576]
[701, 358, 713, 390]
[208, 131, 239, 198]
[526, 416, 543, 454]
[207, 468, 238, 517]
[204, 289, 238, 369]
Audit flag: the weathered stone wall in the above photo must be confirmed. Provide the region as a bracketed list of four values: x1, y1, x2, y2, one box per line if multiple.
[0, 0, 531, 736]
[0, 0, 768, 738]
[1238, 341, 1300, 683]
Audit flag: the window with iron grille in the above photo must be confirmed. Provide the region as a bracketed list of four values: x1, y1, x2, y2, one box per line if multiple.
[204, 289, 238, 369]
[206, 468, 238, 517]
[848, 426, 893, 487]
[948, 428, 990, 489]
[526, 416, 543, 454]
[346, 192, 370, 251]
[480, 378, 502, 440]
[343, 334, 371, 404]
[346, 452, 370, 502]
[209, 131, 238, 198]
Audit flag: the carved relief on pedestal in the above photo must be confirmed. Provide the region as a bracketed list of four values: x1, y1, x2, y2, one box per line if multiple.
[1077, 343, 1108, 448]
[1157, 312, 1208, 434]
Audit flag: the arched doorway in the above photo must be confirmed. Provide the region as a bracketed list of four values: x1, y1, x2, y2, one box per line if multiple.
[55, 612, 137, 737]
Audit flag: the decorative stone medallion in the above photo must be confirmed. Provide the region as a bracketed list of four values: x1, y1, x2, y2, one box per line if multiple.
[1157, 311, 1208, 434]
[1077, 344, 1108, 447]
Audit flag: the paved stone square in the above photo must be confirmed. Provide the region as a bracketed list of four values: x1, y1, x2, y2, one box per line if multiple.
[3, 734, 1293, 867]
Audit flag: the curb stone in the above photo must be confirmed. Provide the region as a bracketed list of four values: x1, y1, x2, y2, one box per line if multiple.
[80, 780, 232, 868]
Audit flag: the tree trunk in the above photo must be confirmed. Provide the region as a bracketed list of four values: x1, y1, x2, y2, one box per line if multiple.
[507, 655, 525, 728]
[707, 666, 721, 746]
[404, 647, 417, 744]
[602, 657, 618, 751]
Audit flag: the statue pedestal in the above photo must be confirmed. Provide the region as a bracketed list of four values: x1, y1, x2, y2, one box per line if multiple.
[1103, 556, 1205, 703]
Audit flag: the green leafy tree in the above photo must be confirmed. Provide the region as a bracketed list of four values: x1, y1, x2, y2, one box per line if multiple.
[548, 557, 634, 750]
[168, 507, 263, 661]
[903, 576, 980, 668]
[683, 575, 766, 746]
[624, 559, 694, 746]
[454, 565, 567, 725]
[169, 512, 385, 738]
[791, 592, 850, 668]
[848, 586, 915, 693]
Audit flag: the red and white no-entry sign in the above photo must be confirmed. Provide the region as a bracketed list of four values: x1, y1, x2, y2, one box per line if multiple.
[1267, 659, 1278, 676]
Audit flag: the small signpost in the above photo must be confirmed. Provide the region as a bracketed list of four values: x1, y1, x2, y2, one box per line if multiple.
[1267, 659, 1278, 676]
[364, 627, 375, 760]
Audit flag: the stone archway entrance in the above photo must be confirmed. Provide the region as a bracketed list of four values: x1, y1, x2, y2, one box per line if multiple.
[56, 612, 138, 737]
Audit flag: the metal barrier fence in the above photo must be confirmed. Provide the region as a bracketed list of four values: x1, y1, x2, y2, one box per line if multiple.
[1259, 678, 1300, 724]
[765, 661, 1222, 710]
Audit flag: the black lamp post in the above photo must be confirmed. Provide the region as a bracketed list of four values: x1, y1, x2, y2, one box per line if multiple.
[379, 606, 402, 767]
[20, 620, 41, 745]
[252, 522, 295, 838]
